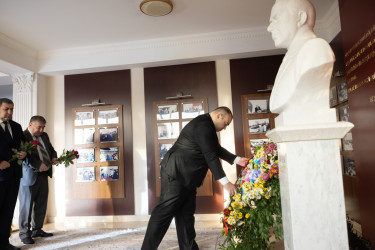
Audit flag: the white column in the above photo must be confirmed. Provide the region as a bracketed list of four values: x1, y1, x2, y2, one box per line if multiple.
[11, 72, 36, 129]
[131, 68, 148, 215]
[267, 114, 352, 249]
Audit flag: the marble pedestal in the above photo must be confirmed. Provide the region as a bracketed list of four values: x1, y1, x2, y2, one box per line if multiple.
[267, 117, 353, 250]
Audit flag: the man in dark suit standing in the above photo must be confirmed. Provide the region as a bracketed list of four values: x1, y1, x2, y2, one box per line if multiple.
[142, 107, 249, 250]
[0, 98, 27, 250]
[18, 116, 57, 245]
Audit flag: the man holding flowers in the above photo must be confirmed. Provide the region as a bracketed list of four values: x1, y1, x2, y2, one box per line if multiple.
[18, 116, 58, 245]
[0, 98, 27, 250]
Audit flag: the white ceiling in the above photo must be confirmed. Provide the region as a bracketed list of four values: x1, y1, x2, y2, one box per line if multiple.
[0, 0, 340, 79]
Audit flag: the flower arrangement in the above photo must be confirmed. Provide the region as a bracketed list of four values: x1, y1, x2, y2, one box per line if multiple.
[9, 140, 39, 165]
[220, 142, 283, 249]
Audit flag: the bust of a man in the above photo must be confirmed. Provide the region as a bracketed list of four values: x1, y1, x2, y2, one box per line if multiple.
[267, 0, 335, 115]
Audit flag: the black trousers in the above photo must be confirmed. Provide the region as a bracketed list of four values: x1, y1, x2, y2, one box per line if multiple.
[0, 178, 20, 247]
[141, 169, 199, 250]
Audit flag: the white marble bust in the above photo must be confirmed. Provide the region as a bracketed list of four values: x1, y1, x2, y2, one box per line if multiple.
[267, 0, 335, 115]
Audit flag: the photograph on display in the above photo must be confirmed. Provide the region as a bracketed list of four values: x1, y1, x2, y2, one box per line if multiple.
[157, 122, 179, 139]
[76, 148, 95, 163]
[329, 86, 338, 107]
[182, 103, 204, 119]
[247, 99, 269, 114]
[75, 111, 95, 126]
[100, 166, 119, 181]
[76, 167, 95, 182]
[339, 105, 350, 122]
[250, 139, 270, 154]
[159, 143, 173, 159]
[75, 128, 95, 144]
[248, 118, 271, 134]
[98, 109, 119, 125]
[337, 81, 348, 103]
[157, 104, 179, 120]
[100, 127, 118, 142]
[100, 147, 119, 162]
[342, 132, 354, 151]
[343, 157, 356, 177]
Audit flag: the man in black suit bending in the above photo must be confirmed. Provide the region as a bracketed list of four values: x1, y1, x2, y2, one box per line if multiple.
[0, 98, 27, 250]
[142, 106, 249, 250]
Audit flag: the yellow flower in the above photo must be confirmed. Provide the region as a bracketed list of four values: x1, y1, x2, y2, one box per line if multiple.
[238, 212, 243, 219]
[246, 213, 251, 219]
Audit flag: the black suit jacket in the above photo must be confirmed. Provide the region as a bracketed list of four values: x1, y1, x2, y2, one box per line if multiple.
[24, 129, 57, 178]
[0, 120, 25, 181]
[161, 113, 236, 189]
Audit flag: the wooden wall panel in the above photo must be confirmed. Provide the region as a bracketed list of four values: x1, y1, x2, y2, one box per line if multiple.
[64, 70, 134, 216]
[144, 62, 223, 214]
[339, 0, 375, 241]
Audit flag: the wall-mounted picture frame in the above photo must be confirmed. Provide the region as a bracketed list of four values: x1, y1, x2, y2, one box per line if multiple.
[157, 122, 179, 139]
[157, 104, 179, 120]
[250, 139, 270, 154]
[339, 105, 350, 122]
[248, 118, 270, 134]
[247, 99, 269, 114]
[75, 111, 95, 126]
[100, 127, 118, 142]
[76, 148, 95, 163]
[98, 109, 119, 125]
[74, 128, 95, 144]
[76, 167, 95, 182]
[342, 132, 354, 151]
[337, 81, 348, 103]
[100, 166, 119, 181]
[159, 143, 173, 159]
[329, 86, 338, 107]
[100, 147, 119, 162]
[182, 102, 204, 119]
[343, 156, 356, 177]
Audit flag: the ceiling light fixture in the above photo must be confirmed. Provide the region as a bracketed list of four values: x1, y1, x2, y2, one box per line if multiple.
[140, 0, 173, 17]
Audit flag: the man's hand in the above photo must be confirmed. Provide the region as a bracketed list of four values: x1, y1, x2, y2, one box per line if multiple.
[224, 182, 237, 197]
[237, 157, 250, 167]
[0, 160, 10, 170]
[39, 163, 49, 172]
[17, 151, 27, 160]
[51, 158, 59, 165]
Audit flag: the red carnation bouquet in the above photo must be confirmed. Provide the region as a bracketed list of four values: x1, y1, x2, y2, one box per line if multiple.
[9, 140, 39, 165]
[56, 149, 79, 167]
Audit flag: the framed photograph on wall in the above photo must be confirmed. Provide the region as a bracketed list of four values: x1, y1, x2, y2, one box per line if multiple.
[100, 147, 119, 162]
[100, 127, 118, 142]
[337, 81, 348, 103]
[339, 105, 350, 122]
[74, 128, 95, 144]
[75, 111, 95, 126]
[157, 104, 179, 120]
[329, 86, 338, 107]
[76, 148, 95, 163]
[157, 122, 179, 139]
[98, 109, 119, 125]
[343, 157, 356, 177]
[182, 102, 204, 119]
[159, 143, 173, 159]
[100, 166, 119, 181]
[76, 167, 95, 182]
[342, 132, 354, 151]
[248, 118, 270, 134]
[247, 99, 269, 114]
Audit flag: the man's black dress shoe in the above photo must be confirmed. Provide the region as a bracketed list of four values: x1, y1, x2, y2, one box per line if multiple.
[32, 230, 53, 238]
[21, 237, 35, 244]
